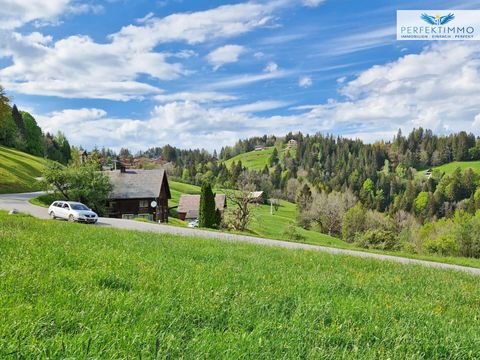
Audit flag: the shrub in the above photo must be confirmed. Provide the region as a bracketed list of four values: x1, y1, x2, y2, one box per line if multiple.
[355, 230, 399, 250]
[424, 233, 459, 256]
[341, 204, 366, 242]
[282, 222, 305, 242]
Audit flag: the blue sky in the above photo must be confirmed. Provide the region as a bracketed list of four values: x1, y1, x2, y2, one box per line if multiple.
[1, 0, 480, 151]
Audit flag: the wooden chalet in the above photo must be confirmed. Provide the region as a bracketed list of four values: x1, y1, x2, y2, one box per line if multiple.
[177, 194, 227, 221]
[104, 168, 171, 222]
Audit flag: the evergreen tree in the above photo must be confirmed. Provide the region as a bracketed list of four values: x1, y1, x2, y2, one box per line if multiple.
[0, 86, 16, 147]
[269, 147, 279, 166]
[199, 182, 216, 228]
[11, 105, 26, 139]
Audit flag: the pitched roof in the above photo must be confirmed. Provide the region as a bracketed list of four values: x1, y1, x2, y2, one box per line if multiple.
[177, 194, 226, 219]
[248, 191, 264, 199]
[105, 169, 170, 199]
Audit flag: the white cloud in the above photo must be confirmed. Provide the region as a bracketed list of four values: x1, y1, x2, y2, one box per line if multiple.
[305, 42, 480, 138]
[210, 69, 290, 89]
[264, 61, 278, 73]
[228, 100, 290, 113]
[0, 32, 180, 100]
[0, 0, 103, 29]
[206, 44, 245, 70]
[320, 26, 396, 56]
[0, 1, 290, 100]
[298, 76, 312, 88]
[0, 0, 70, 29]
[110, 1, 281, 48]
[473, 114, 480, 128]
[302, 0, 324, 7]
[154, 91, 237, 104]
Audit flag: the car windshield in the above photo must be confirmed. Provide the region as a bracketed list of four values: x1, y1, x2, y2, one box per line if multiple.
[70, 204, 89, 210]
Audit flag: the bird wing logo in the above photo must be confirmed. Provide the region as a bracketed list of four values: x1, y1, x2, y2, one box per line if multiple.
[421, 12, 455, 25]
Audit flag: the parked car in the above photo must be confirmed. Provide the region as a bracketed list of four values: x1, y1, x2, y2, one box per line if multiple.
[48, 201, 98, 224]
[188, 219, 199, 228]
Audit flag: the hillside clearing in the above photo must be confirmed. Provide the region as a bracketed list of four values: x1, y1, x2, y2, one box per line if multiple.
[1, 212, 479, 358]
[0, 146, 47, 194]
[416, 161, 480, 178]
[224, 146, 296, 171]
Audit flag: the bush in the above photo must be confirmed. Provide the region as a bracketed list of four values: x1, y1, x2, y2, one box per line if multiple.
[355, 230, 399, 250]
[282, 222, 305, 242]
[424, 233, 459, 256]
[341, 204, 366, 242]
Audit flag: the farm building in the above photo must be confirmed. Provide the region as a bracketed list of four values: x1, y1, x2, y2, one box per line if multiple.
[248, 191, 265, 204]
[287, 139, 298, 148]
[177, 194, 227, 221]
[255, 145, 266, 151]
[104, 168, 171, 222]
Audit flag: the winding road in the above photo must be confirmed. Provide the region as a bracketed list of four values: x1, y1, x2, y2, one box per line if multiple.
[1, 192, 480, 276]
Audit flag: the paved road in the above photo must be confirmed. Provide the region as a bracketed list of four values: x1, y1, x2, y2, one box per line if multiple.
[1, 192, 480, 276]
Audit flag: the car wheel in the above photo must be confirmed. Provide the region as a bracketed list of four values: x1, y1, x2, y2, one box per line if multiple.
[68, 214, 75, 222]
[49, 212, 56, 220]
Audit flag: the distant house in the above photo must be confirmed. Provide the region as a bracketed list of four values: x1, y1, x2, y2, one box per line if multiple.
[425, 169, 433, 179]
[248, 191, 265, 204]
[104, 168, 171, 222]
[177, 194, 227, 221]
[287, 139, 298, 148]
[255, 145, 266, 151]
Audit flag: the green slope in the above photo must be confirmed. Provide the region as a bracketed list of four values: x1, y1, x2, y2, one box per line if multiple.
[417, 161, 480, 178]
[1, 212, 479, 358]
[224, 146, 296, 171]
[169, 180, 341, 247]
[0, 146, 48, 194]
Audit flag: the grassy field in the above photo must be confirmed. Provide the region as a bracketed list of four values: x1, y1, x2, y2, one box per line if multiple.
[138, 181, 480, 267]
[416, 161, 480, 178]
[1, 211, 479, 358]
[0, 146, 48, 194]
[169, 180, 342, 247]
[30, 181, 480, 268]
[224, 147, 296, 171]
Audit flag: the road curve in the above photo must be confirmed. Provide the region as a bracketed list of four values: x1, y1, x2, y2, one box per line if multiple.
[1, 192, 480, 276]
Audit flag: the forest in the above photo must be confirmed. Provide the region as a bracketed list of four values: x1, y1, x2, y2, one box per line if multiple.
[0, 86, 72, 165]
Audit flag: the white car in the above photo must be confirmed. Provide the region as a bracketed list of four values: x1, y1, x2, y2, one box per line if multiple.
[188, 219, 199, 228]
[48, 201, 98, 224]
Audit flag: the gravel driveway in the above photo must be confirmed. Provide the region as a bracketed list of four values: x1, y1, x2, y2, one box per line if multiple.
[1, 192, 479, 276]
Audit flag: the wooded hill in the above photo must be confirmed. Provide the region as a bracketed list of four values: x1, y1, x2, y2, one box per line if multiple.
[0, 86, 72, 165]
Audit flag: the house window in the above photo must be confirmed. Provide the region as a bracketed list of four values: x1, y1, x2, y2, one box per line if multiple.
[139, 200, 149, 208]
[137, 213, 153, 221]
[122, 214, 135, 220]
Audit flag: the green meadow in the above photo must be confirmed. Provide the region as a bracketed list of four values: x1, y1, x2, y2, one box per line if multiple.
[0, 212, 479, 358]
[416, 161, 480, 178]
[224, 146, 296, 171]
[0, 146, 47, 193]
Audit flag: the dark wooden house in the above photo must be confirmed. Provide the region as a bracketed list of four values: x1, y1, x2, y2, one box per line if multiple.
[105, 168, 171, 222]
[177, 194, 227, 221]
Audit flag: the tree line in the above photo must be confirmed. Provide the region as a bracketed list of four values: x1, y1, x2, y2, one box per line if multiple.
[0, 85, 72, 164]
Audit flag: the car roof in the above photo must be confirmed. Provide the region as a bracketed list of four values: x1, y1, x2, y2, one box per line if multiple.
[65, 201, 85, 205]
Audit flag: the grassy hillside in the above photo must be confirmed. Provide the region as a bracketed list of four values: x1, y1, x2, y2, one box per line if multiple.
[169, 180, 201, 207]
[417, 161, 480, 177]
[168, 181, 480, 268]
[0, 146, 47, 193]
[169, 180, 342, 247]
[224, 146, 296, 171]
[1, 212, 479, 358]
